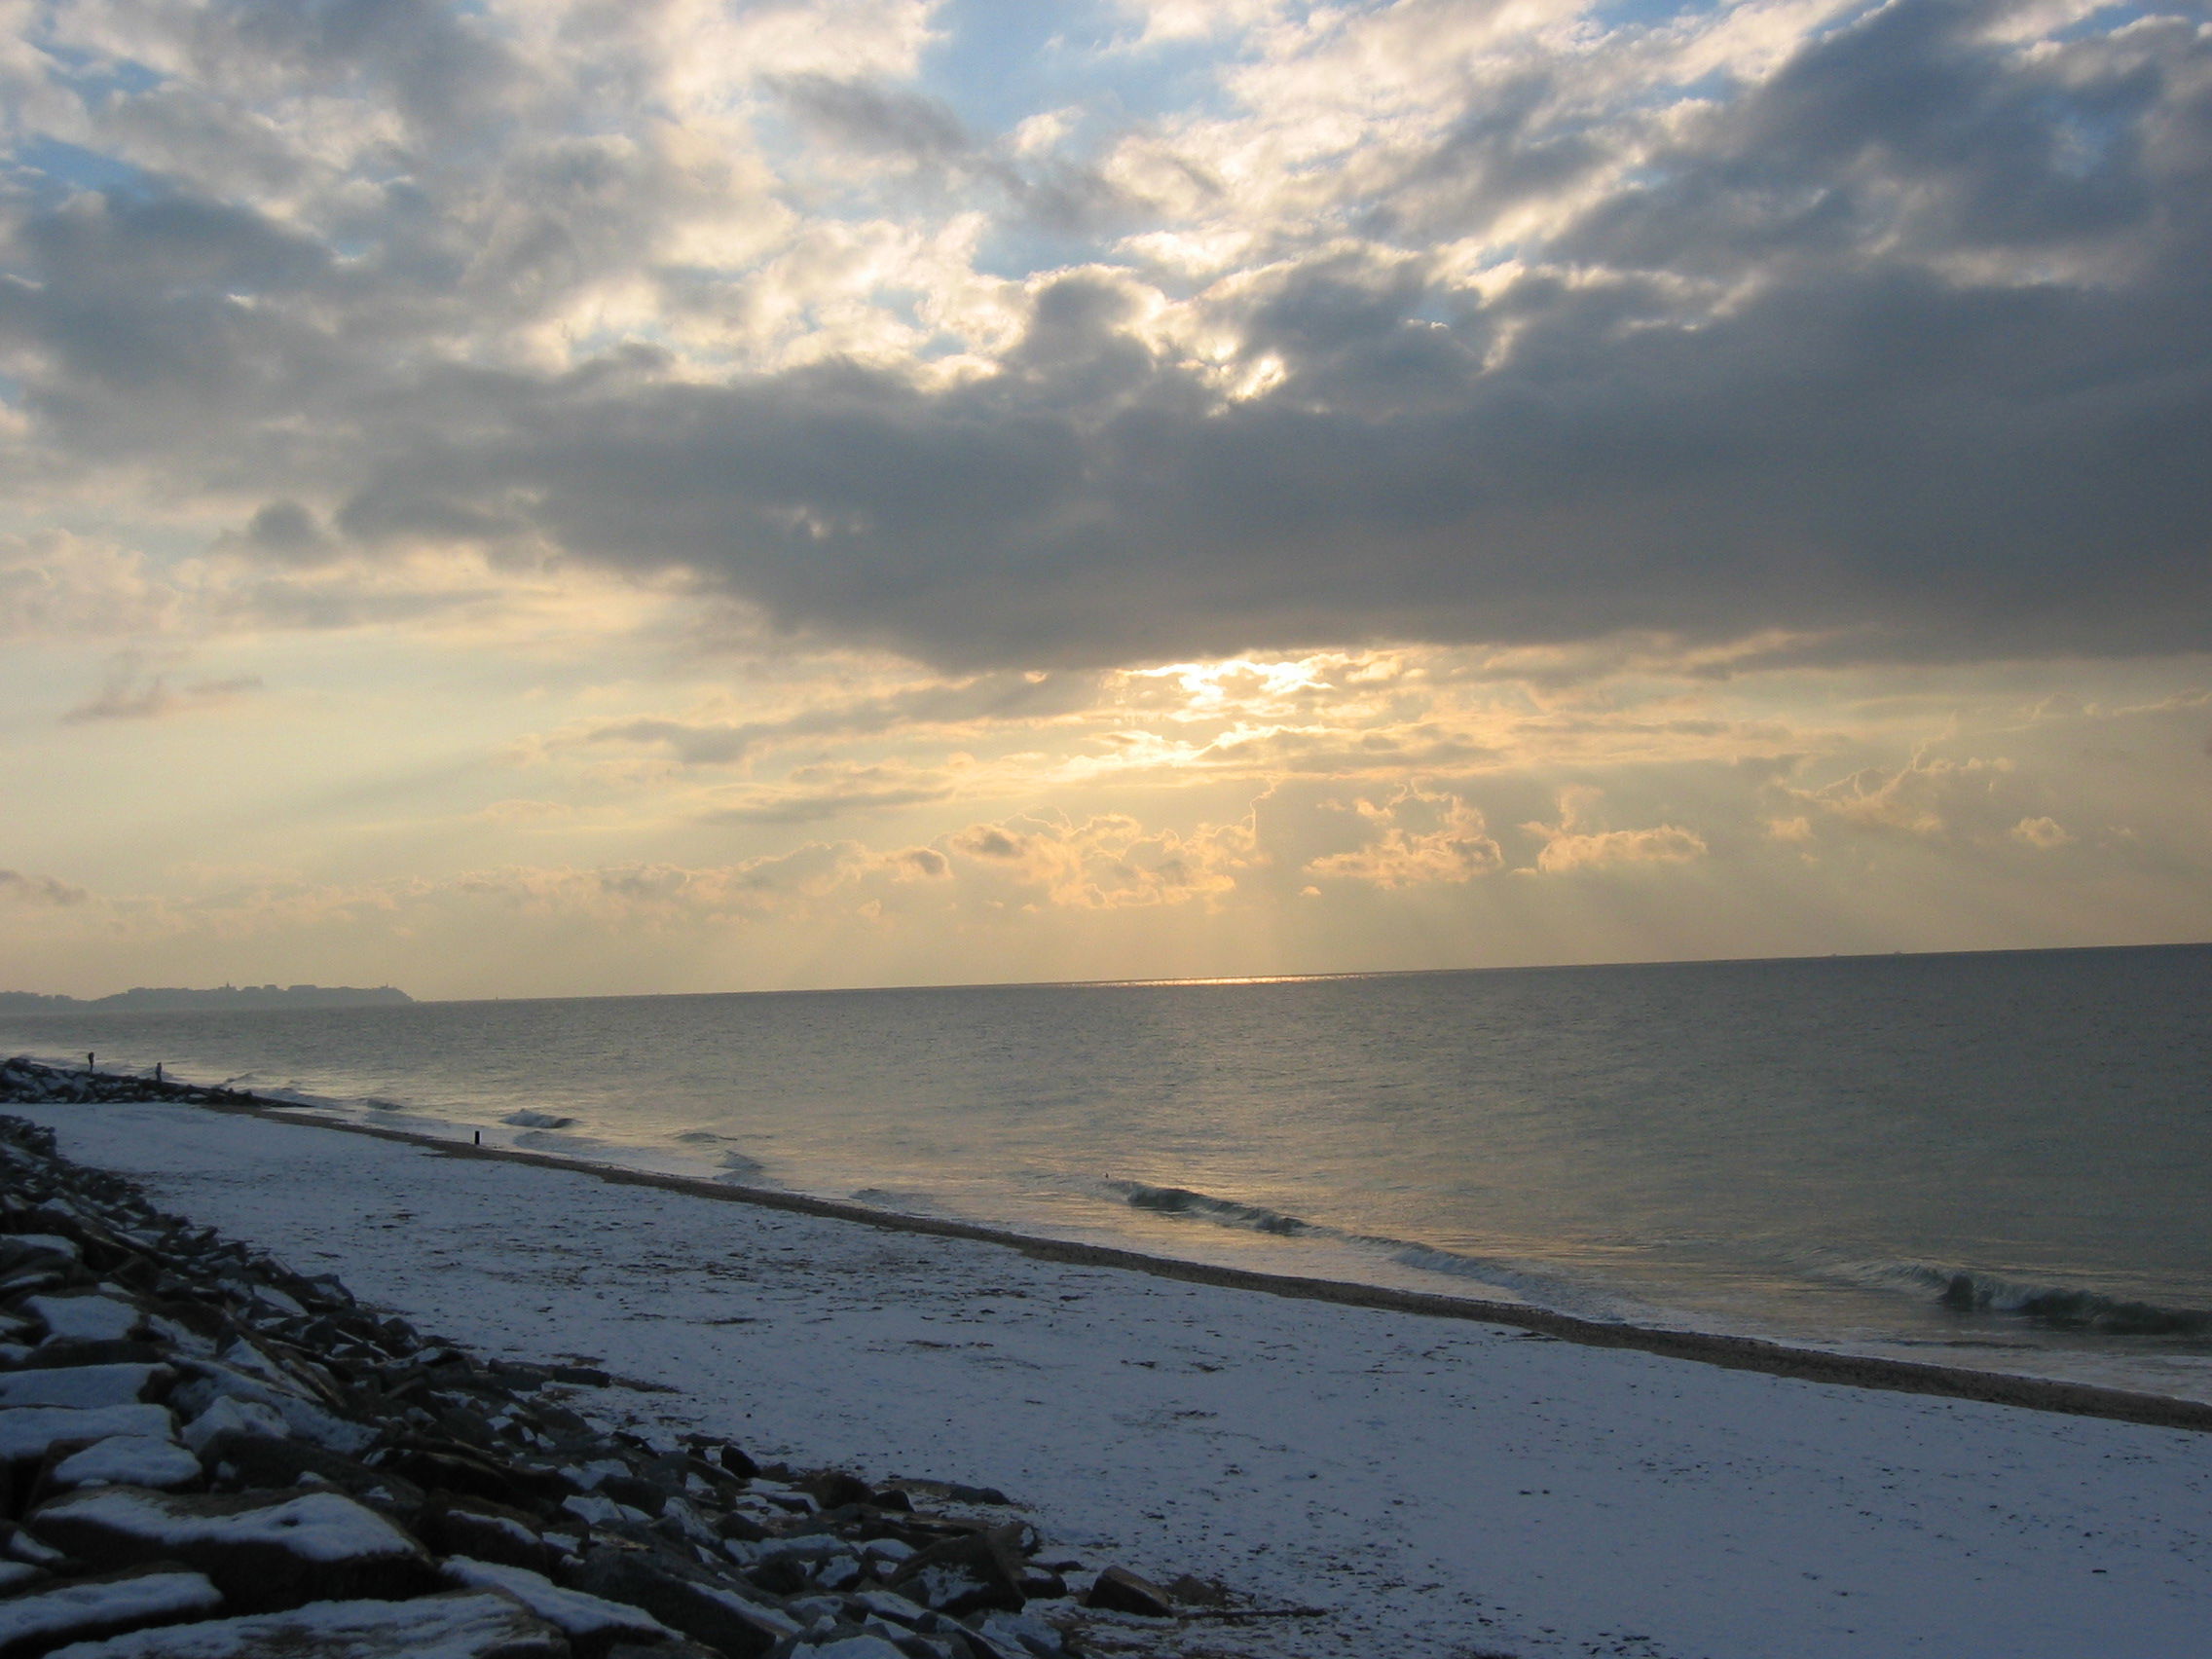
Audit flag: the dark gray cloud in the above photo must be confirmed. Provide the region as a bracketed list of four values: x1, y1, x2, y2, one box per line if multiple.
[0, 870, 89, 906]
[2, 0, 2205, 672]
[779, 75, 975, 165]
[774, 73, 1127, 233]
[702, 778, 954, 826]
[588, 671, 1103, 764]
[63, 651, 263, 721]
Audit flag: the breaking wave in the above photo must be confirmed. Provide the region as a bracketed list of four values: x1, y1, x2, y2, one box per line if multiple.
[503, 1110, 578, 1129]
[1104, 1178, 1589, 1309]
[1843, 1261, 2212, 1337]
[1107, 1180, 1310, 1235]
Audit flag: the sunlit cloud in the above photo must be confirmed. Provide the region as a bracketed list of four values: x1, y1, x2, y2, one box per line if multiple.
[1, 0, 2207, 994]
[1306, 784, 1505, 888]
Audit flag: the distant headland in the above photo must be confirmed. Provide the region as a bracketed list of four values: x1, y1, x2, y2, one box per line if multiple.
[0, 983, 414, 1014]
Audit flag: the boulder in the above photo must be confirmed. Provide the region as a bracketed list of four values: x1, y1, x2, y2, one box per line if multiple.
[419, 1495, 565, 1576]
[0, 1565, 220, 1658]
[785, 1638, 905, 1659]
[195, 1437, 424, 1524]
[1080, 1566, 1172, 1619]
[178, 1402, 284, 1457]
[885, 1533, 1026, 1620]
[45, 1437, 203, 1494]
[0, 1408, 175, 1469]
[569, 1548, 799, 1658]
[0, 1368, 169, 1413]
[37, 1590, 566, 1658]
[22, 1298, 145, 1348]
[379, 1444, 567, 1516]
[26, 1487, 437, 1613]
[441, 1556, 675, 1659]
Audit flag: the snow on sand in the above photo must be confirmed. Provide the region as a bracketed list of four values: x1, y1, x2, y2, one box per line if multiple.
[16, 1100, 2210, 1659]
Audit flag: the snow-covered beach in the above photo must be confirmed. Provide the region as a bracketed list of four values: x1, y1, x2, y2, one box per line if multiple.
[12, 1092, 2211, 1659]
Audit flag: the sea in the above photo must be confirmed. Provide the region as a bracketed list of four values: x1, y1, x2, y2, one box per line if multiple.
[5, 943, 2209, 1403]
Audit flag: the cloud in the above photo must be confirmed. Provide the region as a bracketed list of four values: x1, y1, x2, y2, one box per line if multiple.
[1790, 752, 2021, 841]
[584, 671, 1101, 765]
[470, 799, 573, 825]
[1306, 784, 1503, 888]
[0, 869, 89, 907]
[1531, 823, 1709, 874]
[2009, 815, 2075, 851]
[0, 1, 2196, 677]
[946, 810, 1261, 908]
[1523, 786, 1707, 874]
[62, 651, 263, 722]
[0, 534, 182, 640]
[700, 762, 955, 826]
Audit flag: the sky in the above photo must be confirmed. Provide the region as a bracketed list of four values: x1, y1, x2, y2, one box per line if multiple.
[1, 0, 2207, 1001]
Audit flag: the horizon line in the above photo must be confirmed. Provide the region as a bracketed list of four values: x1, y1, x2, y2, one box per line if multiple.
[376, 936, 2212, 1008]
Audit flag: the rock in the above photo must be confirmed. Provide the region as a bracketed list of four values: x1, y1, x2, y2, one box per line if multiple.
[972, 1610, 1071, 1658]
[442, 1556, 675, 1659]
[0, 1367, 170, 1413]
[800, 1474, 871, 1512]
[179, 1400, 286, 1456]
[570, 1548, 799, 1659]
[23, 1297, 145, 1347]
[420, 1495, 565, 1576]
[0, 1565, 221, 1658]
[1081, 1566, 1173, 1619]
[37, 1590, 566, 1658]
[380, 1443, 567, 1515]
[1013, 1567, 1064, 1601]
[0, 1407, 176, 1469]
[47, 1437, 203, 1494]
[0, 1102, 1151, 1659]
[14, 1346, 172, 1375]
[847, 1590, 927, 1629]
[886, 1534, 1026, 1620]
[196, 1436, 425, 1524]
[1162, 1573, 1229, 1607]
[166, 1369, 371, 1458]
[788, 1637, 907, 1659]
[26, 1487, 438, 1613]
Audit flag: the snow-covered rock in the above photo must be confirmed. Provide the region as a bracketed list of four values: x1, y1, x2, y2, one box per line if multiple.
[42, 1590, 566, 1659]
[51, 1436, 203, 1493]
[179, 1397, 287, 1456]
[0, 1365, 168, 1412]
[441, 1555, 675, 1658]
[27, 1487, 437, 1612]
[167, 1367, 372, 1457]
[0, 1567, 221, 1657]
[24, 1296, 144, 1347]
[0, 1405, 175, 1465]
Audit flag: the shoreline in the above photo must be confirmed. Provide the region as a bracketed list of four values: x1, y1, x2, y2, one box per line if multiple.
[10, 1078, 2211, 1659]
[129, 1085, 2212, 1437]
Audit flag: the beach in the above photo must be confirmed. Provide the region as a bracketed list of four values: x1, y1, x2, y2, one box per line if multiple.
[9, 1091, 2208, 1659]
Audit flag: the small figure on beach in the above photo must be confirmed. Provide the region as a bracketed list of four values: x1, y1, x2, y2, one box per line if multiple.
[155, 1063, 164, 1084]
[86, 1051, 94, 1070]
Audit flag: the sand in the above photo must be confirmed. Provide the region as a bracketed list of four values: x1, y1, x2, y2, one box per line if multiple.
[12, 1097, 2210, 1659]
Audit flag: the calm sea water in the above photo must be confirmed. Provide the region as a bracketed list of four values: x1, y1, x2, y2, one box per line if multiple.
[6, 944, 2210, 1400]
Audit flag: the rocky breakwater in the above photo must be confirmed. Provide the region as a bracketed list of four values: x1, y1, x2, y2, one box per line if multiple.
[0, 1060, 1224, 1659]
